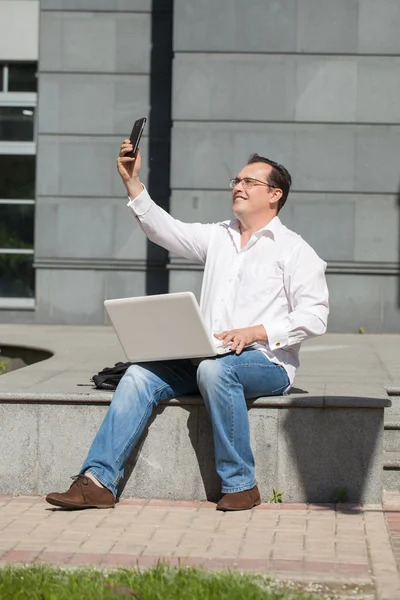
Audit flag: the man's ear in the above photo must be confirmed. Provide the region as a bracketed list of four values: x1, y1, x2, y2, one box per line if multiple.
[270, 188, 282, 210]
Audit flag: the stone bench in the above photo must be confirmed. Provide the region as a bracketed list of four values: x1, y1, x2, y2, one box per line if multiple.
[0, 388, 390, 503]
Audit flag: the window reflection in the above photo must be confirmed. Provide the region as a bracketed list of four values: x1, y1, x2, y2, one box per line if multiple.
[0, 156, 35, 199]
[0, 204, 34, 249]
[0, 254, 34, 298]
[0, 107, 35, 141]
[8, 63, 37, 93]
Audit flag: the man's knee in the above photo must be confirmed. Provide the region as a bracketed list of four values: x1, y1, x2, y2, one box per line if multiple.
[115, 363, 151, 397]
[196, 358, 232, 390]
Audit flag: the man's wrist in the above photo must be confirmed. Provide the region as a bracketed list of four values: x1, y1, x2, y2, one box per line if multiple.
[125, 178, 144, 200]
[254, 324, 268, 343]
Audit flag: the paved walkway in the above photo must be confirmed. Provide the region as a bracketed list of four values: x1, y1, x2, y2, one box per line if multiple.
[1, 494, 400, 598]
[0, 327, 399, 397]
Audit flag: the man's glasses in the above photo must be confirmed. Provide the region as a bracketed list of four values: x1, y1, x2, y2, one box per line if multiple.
[229, 177, 276, 190]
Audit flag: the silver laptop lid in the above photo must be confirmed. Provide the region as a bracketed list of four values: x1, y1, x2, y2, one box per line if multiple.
[104, 292, 218, 363]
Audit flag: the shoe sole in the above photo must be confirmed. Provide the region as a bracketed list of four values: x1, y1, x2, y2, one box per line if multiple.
[216, 497, 262, 511]
[45, 496, 115, 509]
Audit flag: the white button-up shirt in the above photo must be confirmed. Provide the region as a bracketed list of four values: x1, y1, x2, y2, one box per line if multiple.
[128, 188, 329, 387]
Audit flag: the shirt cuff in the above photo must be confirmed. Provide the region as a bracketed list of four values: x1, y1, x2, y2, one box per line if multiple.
[126, 185, 152, 216]
[264, 317, 290, 351]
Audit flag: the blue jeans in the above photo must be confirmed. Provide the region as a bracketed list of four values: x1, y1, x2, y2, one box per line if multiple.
[81, 349, 290, 496]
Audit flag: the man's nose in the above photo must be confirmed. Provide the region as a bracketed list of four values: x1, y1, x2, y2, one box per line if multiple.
[234, 179, 245, 192]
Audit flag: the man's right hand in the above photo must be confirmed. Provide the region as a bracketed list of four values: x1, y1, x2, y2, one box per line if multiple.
[117, 139, 144, 199]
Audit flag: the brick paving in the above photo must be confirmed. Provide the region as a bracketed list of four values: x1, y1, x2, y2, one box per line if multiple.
[381, 491, 400, 599]
[2, 495, 400, 597]
[384, 492, 400, 568]
[0, 496, 372, 581]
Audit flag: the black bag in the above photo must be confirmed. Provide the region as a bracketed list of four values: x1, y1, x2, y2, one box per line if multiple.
[91, 361, 132, 390]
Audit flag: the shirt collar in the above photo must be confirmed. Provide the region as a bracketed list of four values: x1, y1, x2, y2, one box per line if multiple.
[220, 215, 283, 240]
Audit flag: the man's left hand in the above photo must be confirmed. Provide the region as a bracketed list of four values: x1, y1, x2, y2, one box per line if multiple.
[214, 325, 268, 355]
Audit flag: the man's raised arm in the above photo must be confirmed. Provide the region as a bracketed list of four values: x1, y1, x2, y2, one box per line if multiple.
[116, 139, 213, 265]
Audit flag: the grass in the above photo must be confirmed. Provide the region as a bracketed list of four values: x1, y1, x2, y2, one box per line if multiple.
[0, 564, 324, 600]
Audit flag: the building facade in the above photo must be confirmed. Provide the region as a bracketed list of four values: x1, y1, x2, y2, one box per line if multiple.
[1, 0, 400, 332]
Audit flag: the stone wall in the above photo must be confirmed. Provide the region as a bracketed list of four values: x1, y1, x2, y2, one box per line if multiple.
[1, 0, 399, 330]
[169, 0, 400, 333]
[34, 0, 152, 324]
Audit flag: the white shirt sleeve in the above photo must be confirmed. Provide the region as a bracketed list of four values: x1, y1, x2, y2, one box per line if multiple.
[127, 187, 214, 265]
[265, 242, 329, 350]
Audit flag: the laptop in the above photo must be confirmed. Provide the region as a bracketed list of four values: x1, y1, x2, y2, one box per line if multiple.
[104, 292, 233, 363]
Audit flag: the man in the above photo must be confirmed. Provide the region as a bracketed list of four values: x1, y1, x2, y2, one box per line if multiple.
[46, 141, 329, 511]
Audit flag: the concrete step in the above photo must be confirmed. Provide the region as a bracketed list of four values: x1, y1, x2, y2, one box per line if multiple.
[384, 394, 400, 423]
[383, 451, 400, 491]
[384, 422, 400, 452]
[383, 394, 400, 477]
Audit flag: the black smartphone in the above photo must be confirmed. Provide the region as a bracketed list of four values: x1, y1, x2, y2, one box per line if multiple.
[125, 117, 147, 158]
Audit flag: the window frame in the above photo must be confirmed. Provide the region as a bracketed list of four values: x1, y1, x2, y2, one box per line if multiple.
[0, 63, 37, 308]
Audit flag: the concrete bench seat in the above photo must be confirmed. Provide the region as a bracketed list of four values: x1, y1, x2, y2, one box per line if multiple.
[0, 325, 395, 503]
[0, 388, 390, 504]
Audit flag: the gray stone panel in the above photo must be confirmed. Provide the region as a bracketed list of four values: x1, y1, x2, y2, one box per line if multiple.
[122, 404, 212, 500]
[355, 128, 400, 193]
[326, 274, 384, 333]
[0, 405, 38, 495]
[293, 126, 355, 191]
[382, 278, 400, 334]
[326, 274, 400, 334]
[284, 192, 399, 264]
[103, 271, 146, 306]
[357, 59, 400, 124]
[39, 73, 149, 135]
[171, 123, 356, 192]
[38, 405, 106, 494]
[35, 197, 147, 260]
[278, 407, 383, 503]
[297, 0, 358, 54]
[173, 0, 297, 52]
[36, 135, 148, 197]
[40, 12, 151, 73]
[291, 199, 355, 262]
[174, 54, 400, 124]
[0, 311, 37, 326]
[354, 195, 399, 263]
[170, 191, 233, 224]
[173, 54, 296, 122]
[168, 268, 203, 302]
[41, 0, 151, 10]
[172, 123, 400, 194]
[171, 122, 295, 190]
[295, 57, 357, 122]
[175, 0, 398, 56]
[359, 0, 400, 55]
[35, 269, 146, 324]
[195, 405, 221, 501]
[250, 408, 279, 497]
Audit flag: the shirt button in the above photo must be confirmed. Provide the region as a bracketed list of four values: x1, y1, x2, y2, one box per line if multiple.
[276, 342, 281, 347]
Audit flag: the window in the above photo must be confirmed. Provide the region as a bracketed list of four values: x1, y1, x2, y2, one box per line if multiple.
[0, 107, 35, 141]
[8, 64, 37, 93]
[0, 62, 37, 308]
[0, 63, 37, 307]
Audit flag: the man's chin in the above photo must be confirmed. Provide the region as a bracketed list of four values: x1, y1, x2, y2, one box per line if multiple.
[232, 207, 244, 218]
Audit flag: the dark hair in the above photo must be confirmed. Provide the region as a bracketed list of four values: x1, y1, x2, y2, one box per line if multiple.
[247, 153, 292, 213]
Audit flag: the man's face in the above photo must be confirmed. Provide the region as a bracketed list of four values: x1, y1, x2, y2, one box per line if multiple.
[231, 162, 280, 220]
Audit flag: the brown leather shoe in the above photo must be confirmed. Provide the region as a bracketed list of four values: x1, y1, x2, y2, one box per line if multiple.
[216, 485, 261, 511]
[46, 474, 115, 509]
